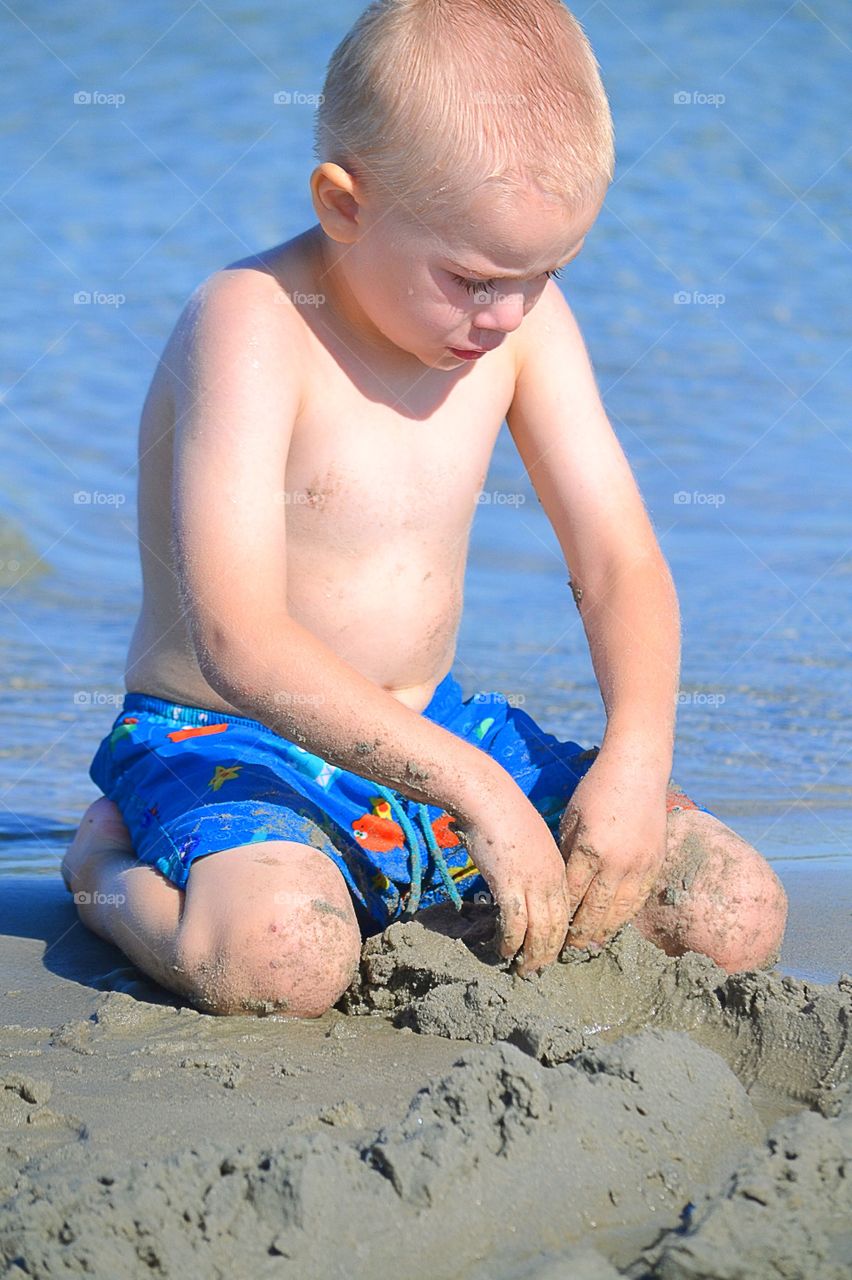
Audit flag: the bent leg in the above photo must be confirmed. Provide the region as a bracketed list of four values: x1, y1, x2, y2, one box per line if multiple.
[633, 808, 788, 974]
[63, 798, 362, 1017]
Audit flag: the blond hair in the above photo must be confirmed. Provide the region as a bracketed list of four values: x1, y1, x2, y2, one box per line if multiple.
[313, 0, 615, 222]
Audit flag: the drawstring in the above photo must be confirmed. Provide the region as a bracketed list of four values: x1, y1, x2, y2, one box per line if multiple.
[373, 784, 463, 916]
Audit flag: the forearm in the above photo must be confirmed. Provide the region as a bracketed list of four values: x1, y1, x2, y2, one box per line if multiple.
[197, 613, 507, 822]
[571, 552, 680, 776]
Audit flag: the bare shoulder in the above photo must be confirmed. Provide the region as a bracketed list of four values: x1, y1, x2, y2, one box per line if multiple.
[159, 252, 311, 414]
[174, 258, 307, 355]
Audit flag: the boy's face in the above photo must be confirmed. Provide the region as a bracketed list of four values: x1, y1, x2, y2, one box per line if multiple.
[324, 179, 606, 370]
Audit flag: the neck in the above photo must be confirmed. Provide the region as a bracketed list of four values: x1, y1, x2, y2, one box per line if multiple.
[308, 225, 402, 360]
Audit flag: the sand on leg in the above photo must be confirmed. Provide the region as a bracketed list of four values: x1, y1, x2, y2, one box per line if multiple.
[61, 797, 362, 1017]
[632, 807, 788, 973]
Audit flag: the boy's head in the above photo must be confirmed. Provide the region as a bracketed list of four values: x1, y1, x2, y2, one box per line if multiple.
[309, 0, 614, 368]
[314, 0, 614, 221]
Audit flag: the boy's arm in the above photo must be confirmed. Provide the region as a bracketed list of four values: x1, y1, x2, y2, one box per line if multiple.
[506, 282, 679, 767]
[506, 284, 680, 944]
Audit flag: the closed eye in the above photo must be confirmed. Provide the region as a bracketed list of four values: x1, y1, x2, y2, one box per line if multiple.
[452, 267, 563, 297]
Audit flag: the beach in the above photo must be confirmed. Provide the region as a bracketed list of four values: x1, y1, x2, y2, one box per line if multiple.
[2, 1, 851, 1274]
[1, 874, 849, 1279]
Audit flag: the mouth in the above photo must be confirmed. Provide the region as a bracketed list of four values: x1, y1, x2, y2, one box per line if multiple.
[448, 347, 488, 361]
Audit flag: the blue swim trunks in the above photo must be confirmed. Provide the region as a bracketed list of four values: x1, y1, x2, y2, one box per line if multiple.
[88, 671, 713, 936]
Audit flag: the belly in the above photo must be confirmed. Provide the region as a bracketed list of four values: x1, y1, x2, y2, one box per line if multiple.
[285, 541, 466, 694]
[125, 543, 466, 717]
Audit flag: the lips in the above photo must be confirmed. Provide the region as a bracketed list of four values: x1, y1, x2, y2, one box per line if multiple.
[449, 347, 487, 360]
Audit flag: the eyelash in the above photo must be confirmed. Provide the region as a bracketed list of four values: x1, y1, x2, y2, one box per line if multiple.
[452, 267, 563, 297]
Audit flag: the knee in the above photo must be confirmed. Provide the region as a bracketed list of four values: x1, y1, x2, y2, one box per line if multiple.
[638, 812, 790, 974]
[716, 857, 788, 974]
[674, 853, 788, 975]
[176, 890, 362, 1018]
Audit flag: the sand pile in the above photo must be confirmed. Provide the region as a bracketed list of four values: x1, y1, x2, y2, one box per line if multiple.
[0, 899, 849, 1279]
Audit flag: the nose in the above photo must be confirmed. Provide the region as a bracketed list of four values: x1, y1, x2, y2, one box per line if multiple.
[472, 289, 526, 335]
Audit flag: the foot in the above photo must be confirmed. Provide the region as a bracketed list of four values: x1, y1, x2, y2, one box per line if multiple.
[62, 797, 134, 895]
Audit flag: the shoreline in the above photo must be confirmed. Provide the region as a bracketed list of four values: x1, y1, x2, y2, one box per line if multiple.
[0, 874, 849, 1277]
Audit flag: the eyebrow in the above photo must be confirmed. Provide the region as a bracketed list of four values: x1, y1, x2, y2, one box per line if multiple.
[447, 240, 586, 281]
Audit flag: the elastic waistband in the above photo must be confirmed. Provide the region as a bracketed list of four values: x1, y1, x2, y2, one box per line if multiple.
[119, 669, 463, 731]
[119, 693, 269, 730]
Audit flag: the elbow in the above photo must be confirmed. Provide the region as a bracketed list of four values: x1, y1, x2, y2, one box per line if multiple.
[189, 613, 273, 706]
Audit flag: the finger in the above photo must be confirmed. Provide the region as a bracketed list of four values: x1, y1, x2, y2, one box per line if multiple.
[517, 880, 570, 974]
[595, 874, 646, 942]
[557, 803, 581, 848]
[565, 873, 619, 948]
[494, 892, 527, 961]
[563, 846, 598, 921]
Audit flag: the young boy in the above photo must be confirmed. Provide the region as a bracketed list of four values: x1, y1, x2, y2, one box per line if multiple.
[62, 0, 787, 1018]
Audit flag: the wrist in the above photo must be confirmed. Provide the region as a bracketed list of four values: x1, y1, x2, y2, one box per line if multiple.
[599, 724, 673, 781]
[450, 750, 533, 829]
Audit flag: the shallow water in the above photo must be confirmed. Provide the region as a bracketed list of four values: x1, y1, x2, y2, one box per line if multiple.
[1, 5, 850, 924]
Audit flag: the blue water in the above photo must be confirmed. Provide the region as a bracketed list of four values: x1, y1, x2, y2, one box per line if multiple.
[1, 1, 850, 889]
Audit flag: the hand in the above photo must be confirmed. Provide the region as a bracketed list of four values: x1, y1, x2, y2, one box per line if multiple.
[558, 747, 668, 950]
[455, 771, 571, 976]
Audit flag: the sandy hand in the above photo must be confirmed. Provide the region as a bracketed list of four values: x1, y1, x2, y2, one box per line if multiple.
[455, 780, 570, 975]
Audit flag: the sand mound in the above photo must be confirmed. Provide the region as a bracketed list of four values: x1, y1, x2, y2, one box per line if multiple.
[1, 902, 849, 1279]
[343, 904, 850, 1109]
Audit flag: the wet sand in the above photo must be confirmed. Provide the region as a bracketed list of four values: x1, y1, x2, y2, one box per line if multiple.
[0, 875, 849, 1278]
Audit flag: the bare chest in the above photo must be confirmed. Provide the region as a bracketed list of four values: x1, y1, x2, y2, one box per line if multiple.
[283, 345, 516, 565]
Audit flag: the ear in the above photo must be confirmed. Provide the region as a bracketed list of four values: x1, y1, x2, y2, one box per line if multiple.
[309, 162, 363, 244]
